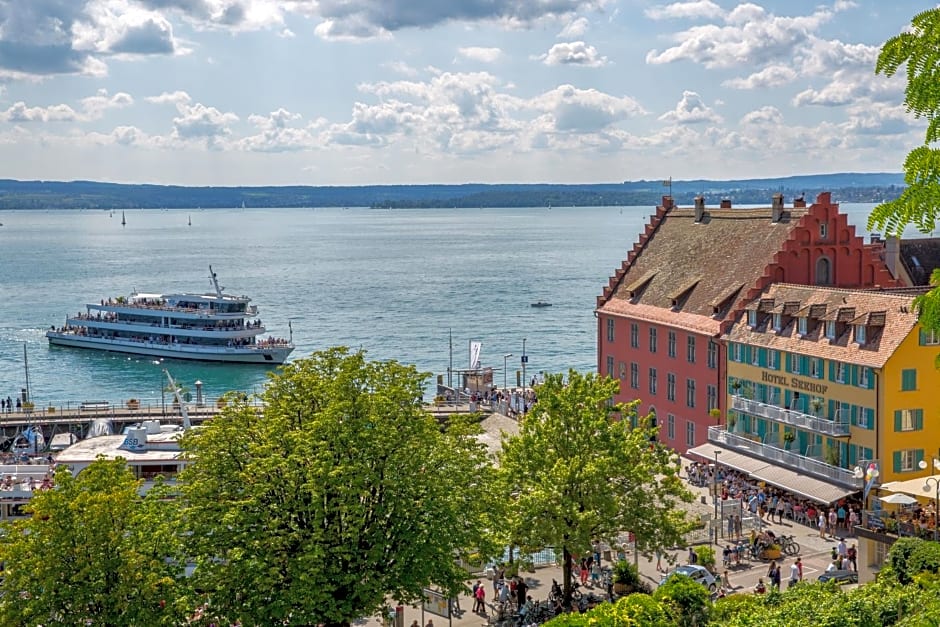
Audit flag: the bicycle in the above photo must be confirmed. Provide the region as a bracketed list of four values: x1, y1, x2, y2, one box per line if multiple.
[778, 535, 801, 556]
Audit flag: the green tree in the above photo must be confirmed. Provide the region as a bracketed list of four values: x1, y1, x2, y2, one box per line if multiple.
[869, 8, 940, 342]
[496, 370, 694, 608]
[178, 347, 493, 627]
[0, 460, 185, 626]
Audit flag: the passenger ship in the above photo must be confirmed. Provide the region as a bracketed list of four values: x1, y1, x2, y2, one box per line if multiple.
[46, 267, 294, 364]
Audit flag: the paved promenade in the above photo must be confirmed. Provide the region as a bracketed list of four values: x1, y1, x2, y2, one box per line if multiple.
[358, 462, 856, 626]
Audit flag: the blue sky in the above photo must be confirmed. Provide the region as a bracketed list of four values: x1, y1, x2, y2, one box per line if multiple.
[0, 0, 933, 185]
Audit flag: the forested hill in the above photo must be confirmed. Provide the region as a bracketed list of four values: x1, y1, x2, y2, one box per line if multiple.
[0, 173, 905, 210]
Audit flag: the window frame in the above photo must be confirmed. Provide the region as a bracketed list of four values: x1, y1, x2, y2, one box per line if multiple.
[668, 331, 676, 358]
[687, 336, 696, 364]
[649, 327, 658, 353]
[606, 318, 615, 342]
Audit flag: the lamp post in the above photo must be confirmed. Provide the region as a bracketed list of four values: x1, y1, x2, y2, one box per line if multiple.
[522, 338, 527, 416]
[919, 457, 940, 542]
[503, 353, 513, 390]
[713, 450, 721, 545]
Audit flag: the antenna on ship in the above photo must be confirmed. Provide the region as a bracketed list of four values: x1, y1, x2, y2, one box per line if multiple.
[208, 265, 224, 298]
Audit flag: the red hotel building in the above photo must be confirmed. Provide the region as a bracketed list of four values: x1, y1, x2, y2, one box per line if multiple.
[595, 192, 902, 454]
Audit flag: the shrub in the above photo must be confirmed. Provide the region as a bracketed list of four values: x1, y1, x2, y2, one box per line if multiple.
[653, 574, 710, 626]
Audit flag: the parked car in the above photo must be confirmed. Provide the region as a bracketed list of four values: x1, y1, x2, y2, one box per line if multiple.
[817, 569, 858, 584]
[660, 564, 718, 592]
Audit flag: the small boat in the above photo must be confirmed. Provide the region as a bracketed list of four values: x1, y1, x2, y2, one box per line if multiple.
[530, 301, 553, 308]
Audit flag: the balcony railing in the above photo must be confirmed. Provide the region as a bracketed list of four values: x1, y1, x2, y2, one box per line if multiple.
[707, 426, 860, 488]
[731, 395, 850, 437]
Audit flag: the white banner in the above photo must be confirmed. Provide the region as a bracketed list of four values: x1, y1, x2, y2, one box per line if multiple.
[469, 340, 482, 370]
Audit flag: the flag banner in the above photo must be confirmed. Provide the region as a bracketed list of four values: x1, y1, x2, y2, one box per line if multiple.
[469, 340, 482, 370]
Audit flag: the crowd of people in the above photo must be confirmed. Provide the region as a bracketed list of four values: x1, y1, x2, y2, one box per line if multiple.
[686, 460, 863, 542]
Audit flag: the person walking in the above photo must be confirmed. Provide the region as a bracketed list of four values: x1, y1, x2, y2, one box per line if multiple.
[789, 557, 802, 588]
[472, 580, 485, 614]
[655, 550, 664, 572]
[818, 511, 827, 538]
[767, 560, 781, 590]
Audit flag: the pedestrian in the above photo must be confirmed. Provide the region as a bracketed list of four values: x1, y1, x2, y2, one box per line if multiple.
[828, 508, 838, 537]
[848, 543, 857, 571]
[591, 560, 601, 587]
[426, 620, 433, 627]
[837, 537, 847, 560]
[411, 621, 419, 627]
[767, 560, 781, 590]
[789, 557, 802, 587]
[688, 546, 698, 565]
[579, 557, 588, 585]
[472, 580, 485, 613]
[818, 511, 827, 538]
[655, 550, 663, 572]
[516, 578, 527, 608]
[734, 514, 742, 540]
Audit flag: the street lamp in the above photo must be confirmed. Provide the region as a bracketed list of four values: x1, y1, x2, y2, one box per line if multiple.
[522, 338, 527, 416]
[503, 353, 513, 390]
[713, 450, 721, 545]
[919, 457, 940, 542]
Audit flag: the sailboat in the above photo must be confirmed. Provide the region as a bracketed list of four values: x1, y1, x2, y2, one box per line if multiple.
[121, 211, 126, 226]
[188, 214, 192, 226]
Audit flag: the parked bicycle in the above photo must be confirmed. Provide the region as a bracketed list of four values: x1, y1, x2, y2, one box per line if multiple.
[778, 534, 801, 556]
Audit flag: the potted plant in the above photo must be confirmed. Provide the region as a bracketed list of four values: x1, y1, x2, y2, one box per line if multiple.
[709, 408, 722, 426]
[727, 414, 737, 433]
[760, 544, 782, 560]
[783, 430, 795, 450]
[126, 398, 140, 410]
[731, 379, 742, 395]
[613, 559, 640, 595]
[811, 397, 824, 416]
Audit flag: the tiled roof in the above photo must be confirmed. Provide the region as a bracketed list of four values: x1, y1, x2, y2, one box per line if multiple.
[724, 284, 925, 368]
[598, 204, 806, 328]
[900, 237, 940, 286]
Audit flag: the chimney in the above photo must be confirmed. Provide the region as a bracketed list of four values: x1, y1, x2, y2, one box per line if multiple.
[793, 194, 806, 208]
[694, 196, 705, 222]
[662, 195, 674, 209]
[720, 199, 732, 209]
[885, 235, 900, 279]
[771, 193, 784, 222]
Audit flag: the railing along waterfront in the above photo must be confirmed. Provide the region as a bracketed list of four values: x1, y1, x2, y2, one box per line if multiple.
[731, 395, 849, 437]
[707, 426, 860, 488]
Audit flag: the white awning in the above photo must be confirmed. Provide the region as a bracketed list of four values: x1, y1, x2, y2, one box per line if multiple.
[686, 443, 859, 504]
[750, 465, 857, 504]
[880, 473, 940, 500]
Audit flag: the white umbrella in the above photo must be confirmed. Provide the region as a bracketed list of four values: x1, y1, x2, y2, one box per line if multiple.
[880, 493, 918, 505]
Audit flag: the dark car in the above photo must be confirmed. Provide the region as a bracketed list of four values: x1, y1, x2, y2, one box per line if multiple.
[817, 569, 858, 584]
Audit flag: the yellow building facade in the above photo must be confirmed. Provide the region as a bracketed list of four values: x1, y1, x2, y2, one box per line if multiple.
[710, 284, 939, 503]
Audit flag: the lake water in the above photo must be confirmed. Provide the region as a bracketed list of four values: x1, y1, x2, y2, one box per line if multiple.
[0, 203, 887, 405]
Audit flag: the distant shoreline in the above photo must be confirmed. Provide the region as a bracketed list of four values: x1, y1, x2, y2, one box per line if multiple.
[0, 173, 904, 210]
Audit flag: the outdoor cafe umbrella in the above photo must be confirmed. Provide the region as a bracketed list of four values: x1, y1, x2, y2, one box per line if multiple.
[880, 493, 918, 505]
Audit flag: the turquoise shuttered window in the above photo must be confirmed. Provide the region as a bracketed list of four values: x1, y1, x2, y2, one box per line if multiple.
[901, 369, 917, 391]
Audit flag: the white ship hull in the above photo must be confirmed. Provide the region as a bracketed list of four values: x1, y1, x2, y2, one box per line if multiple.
[47, 333, 293, 364]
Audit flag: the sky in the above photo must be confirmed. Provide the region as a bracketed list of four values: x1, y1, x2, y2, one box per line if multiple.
[0, 0, 935, 186]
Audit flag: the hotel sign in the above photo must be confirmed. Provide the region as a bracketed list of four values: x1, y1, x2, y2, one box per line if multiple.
[760, 371, 828, 394]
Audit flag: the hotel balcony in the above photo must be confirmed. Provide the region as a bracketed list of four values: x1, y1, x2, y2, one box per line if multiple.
[731, 395, 850, 437]
[707, 426, 860, 489]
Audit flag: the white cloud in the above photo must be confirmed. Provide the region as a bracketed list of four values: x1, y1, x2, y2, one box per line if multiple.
[80, 89, 134, 119]
[535, 84, 645, 132]
[239, 108, 323, 152]
[0, 102, 81, 123]
[646, 5, 833, 69]
[172, 102, 239, 146]
[382, 61, 420, 77]
[645, 1, 723, 21]
[278, 28, 295, 38]
[722, 65, 797, 89]
[146, 91, 193, 106]
[740, 105, 783, 126]
[557, 16, 588, 38]
[456, 47, 503, 63]
[658, 90, 722, 124]
[539, 41, 608, 67]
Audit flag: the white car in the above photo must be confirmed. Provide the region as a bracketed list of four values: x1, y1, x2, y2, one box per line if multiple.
[660, 564, 719, 592]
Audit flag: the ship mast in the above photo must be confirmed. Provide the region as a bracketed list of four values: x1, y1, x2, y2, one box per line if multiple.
[208, 265, 224, 299]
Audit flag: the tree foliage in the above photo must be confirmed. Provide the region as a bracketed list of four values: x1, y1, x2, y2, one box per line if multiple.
[0, 460, 186, 626]
[869, 8, 940, 236]
[178, 347, 493, 627]
[496, 370, 693, 607]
